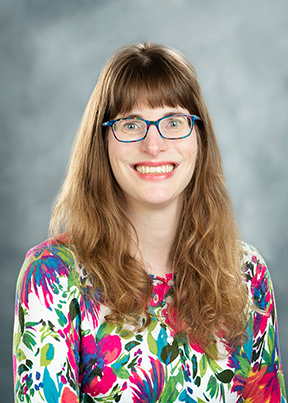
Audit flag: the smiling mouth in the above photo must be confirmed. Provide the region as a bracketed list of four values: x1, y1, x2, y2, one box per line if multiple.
[134, 164, 175, 174]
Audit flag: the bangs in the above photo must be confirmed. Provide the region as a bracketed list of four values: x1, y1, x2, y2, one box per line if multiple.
[105, 55, 198, 119]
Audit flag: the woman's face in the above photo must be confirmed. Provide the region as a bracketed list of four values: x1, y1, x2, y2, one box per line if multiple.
[107, 104, 198, 211]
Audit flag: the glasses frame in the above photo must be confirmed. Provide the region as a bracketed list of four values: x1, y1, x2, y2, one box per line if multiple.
[102, 114, 201, 143]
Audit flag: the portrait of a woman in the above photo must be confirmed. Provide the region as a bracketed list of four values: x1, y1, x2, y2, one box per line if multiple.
[13, 42, 286, 403]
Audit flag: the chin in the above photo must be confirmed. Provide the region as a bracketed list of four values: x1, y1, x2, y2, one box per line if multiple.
[136, 192, 184, 209]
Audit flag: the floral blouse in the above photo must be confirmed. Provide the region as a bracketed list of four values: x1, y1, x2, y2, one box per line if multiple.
[13, 238, 286, 403]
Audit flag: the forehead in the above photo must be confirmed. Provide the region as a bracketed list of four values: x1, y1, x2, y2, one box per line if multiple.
[115, 104, 191, 119]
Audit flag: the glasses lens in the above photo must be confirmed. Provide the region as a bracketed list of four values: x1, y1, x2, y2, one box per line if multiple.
[159, 115, 192, 139]
[114, 118, 146, 142]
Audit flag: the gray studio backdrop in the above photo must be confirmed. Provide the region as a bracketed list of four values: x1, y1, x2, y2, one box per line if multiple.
[1, 0, 287, 400]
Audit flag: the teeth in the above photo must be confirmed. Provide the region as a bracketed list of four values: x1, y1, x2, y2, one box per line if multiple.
[135, 164, 174, 174]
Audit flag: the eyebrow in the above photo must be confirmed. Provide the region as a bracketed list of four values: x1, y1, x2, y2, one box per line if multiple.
[120, 111, 185, 120]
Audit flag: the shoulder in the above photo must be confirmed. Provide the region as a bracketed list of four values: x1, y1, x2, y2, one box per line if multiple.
[241, 241, 268, 274]
[241, 241, 268, 273]
[18, 238, 75, 282]
[16, 238, 78, 308]
[240, 242, 274, 311]
[25, 237, 75, 267]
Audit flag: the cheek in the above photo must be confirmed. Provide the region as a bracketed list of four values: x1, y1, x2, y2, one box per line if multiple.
[184, 133, 198, 166]
[107, 136, 132, 184]
[193, 142, 198, 166]
[107, 149, 123, 191]
[192, 133, 200, 170]
[107, 133, 120, 172]
[107, 151, 120, 184]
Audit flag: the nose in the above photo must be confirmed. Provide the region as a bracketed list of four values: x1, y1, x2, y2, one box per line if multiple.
[139, 124, 167, 156]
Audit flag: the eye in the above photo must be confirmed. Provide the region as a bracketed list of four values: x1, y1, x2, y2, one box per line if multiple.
[120, 119, 144, 133]
[123, 122, 139, 131]
[168, 120, 180, 128]
[164, 116, 185, 131]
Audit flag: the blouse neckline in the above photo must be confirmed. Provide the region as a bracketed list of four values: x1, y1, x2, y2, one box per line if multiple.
[148, 272, 174, 282]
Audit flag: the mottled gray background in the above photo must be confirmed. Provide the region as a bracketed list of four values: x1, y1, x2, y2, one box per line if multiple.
[1, 0, 287, 399]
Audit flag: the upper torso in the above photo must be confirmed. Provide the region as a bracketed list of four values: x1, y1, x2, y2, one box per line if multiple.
[13, 239, 286, 402]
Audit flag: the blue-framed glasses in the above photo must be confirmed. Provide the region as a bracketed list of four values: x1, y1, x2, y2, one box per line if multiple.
[102, 114, 201, 143]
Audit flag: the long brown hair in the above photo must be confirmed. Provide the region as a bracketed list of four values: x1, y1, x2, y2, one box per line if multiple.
[51, 43, 248, 357]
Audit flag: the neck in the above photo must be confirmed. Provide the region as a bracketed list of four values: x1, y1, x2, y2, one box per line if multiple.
[127, 199, 183, 277]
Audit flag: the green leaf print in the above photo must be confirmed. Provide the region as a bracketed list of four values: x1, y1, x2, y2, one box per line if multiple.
[25, 321, 39, 327]
[16, 348, 26, 362]
[111, 365, 130, 379]
[268, 324, 275, 356]
[215, 369, 234, 383]
[160, 338, 179, 365]
[19, 303, 24, 335]
[159, 368, 183, 403]
[252, 332, 265, 362]
[207, 356, 222, 373]
[55, 308, 68, 327]
[18, 363, 29, 376]
[237, 354, 250, 376]
[111, 353, 130, 371]
[40, 343, 55, 367]
[69, 298, 80, 322]
[96, 321, 116, 341]
[207, 375, 218, 398]
[23, 331, 36, 351]
[40, 321, 61, 343]
[147, 332, 158, 355]
[125, 340, 141, 352]
[13, 328, 21, 352]
[263, 348, 271, 364]
[220, 383, 226, 403]
[118, 328, 134, 339]
[279, 369, 287, 398]
[192, 354, 197, 379]
[148, 316, 158, 332]
[68, 270, 77, 290]
[194, 376, 201, 387]
[199, 354, 207, 377]
[26, 359, 33, 368]
[127, 356, 138, 370]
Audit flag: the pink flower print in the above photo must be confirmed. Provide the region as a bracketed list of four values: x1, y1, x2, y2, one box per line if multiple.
[251, 263, 272, 311]
[130, 356, 165, 402]
[60, 386, 79, 403]
[242, 364, 281, 403]
[231, 373, 246, 397]
[80, 334, 122, 396]
[163, 305, 186, 336]
[228, 349, 250, 396]
[121, 382, 128, 391]
[251, 255, 258, 264]
[150, 273, 174, 307]
[19, 247, 70, 309]
[151, 283, 166, 307]
[63, 321, 80, 377]
[60, 375, 67, 384]
[251, 263, 273, 335]
[88, 366, 116, 395]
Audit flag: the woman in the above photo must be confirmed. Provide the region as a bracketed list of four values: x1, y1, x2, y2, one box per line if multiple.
[13, 43, 286, 402]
